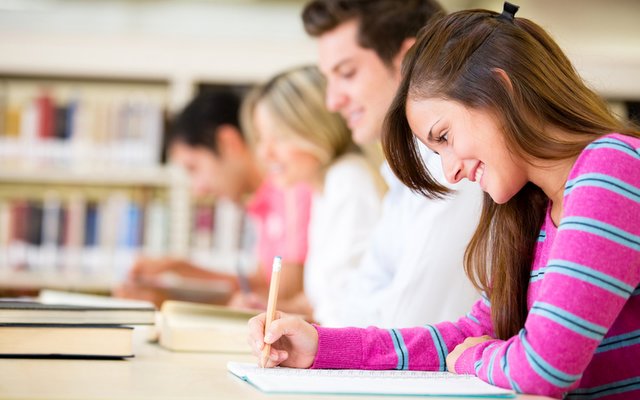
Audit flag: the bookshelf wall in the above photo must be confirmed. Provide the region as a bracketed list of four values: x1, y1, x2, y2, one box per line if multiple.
[0, 75, 191, 292]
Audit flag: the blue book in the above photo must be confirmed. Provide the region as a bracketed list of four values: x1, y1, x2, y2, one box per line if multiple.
[63, 101, 76, 140]
[84, 202, 99, 247]
[119, 203, 141, 248]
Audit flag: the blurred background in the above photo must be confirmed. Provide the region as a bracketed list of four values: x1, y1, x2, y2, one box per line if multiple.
[1, 0, 638, 108]
[0, 0, 638, 295]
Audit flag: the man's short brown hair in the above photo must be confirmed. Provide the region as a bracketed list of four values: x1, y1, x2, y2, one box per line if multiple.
[302, 0, 445, 66]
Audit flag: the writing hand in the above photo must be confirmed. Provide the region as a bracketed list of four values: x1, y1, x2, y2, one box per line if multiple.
[248, 311, 318, 368]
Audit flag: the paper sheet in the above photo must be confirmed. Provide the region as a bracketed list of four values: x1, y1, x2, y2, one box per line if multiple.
[227, 361, 515, 397]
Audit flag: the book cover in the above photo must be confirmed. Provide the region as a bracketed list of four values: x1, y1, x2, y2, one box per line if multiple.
[0, 323, 133, 358]
[159, 300, 258, 353]
[0, 298, 155, 325]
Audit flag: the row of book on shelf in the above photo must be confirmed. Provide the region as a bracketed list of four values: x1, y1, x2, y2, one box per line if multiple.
[0, 289, 257, 358]
[0, 87, 165, 168]
[0, 191, 169, 277]
[0, 192, 253, 279]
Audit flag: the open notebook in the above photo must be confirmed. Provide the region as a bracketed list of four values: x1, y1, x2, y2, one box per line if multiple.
[227, 362, 515, 397]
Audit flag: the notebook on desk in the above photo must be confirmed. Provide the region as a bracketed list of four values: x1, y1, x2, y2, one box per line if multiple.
[227, 362, 515, 398]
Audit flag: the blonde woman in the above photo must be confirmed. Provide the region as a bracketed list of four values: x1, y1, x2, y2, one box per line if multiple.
[242, 65, 382, 325]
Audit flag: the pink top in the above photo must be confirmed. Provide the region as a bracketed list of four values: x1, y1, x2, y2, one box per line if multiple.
[311, 134, 640, 399]
[246, 178, 312, 282]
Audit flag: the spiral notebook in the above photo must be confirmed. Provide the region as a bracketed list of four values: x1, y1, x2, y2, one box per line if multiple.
[227, 362, 515, 397]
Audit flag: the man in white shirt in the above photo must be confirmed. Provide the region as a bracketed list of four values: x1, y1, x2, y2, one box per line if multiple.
[302, 0, 483, 327]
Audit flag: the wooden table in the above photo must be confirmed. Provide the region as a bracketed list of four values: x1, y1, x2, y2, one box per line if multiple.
[0, 327, 553, 400]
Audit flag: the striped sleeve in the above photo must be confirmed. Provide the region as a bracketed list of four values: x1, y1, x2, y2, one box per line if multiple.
[454, 135, 640, 398]
[312, 294, 494, 371]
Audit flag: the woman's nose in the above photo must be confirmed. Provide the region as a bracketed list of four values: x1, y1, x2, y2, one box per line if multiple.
[441, 153, 464, 184]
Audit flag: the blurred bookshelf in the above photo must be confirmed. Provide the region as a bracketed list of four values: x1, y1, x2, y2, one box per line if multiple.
[0, 74, 191, 293]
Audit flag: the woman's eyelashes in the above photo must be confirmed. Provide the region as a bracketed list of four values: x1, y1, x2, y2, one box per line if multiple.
[435, 131, 448, 144]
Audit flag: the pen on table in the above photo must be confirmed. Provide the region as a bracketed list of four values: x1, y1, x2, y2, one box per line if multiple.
[261, 255, 282, 368]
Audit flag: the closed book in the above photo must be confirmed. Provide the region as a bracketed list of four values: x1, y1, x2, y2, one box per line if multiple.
[10, 200, 28, 243]
[36, 92, 55, 139]
[0, 323, 133, 358]
[159, 300, 258, 353]
[25, 201, 43, 246]
[0, 300, 155, 325]
[84, 201, 99, 247]
[54, 105, 68, 139]
[41, 194, 62, 247]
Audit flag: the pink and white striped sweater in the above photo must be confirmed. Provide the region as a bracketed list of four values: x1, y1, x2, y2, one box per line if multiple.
[311, 133, 640, 399]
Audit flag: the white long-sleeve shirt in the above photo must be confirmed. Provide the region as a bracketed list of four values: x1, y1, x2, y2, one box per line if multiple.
[304, 153, 382, 325]
[335, 147, 483, 328]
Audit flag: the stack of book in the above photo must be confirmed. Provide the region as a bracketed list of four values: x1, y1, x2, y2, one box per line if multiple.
[0, 291, 155, 358]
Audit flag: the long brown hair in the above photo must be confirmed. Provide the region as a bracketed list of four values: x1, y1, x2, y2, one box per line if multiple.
[382, 8, 639, 339]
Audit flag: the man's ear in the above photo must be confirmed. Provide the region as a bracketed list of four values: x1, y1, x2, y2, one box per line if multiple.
[215, 125, 246, 157]
[392, 37, 417, 72]
[493, 68, 514, 93]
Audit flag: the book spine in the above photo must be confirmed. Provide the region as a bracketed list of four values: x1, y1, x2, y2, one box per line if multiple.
[143, 196, 167, 256]
[84, 201, 99, 248]
[36, 91, 53, 140]
[0, 199, 10, 270]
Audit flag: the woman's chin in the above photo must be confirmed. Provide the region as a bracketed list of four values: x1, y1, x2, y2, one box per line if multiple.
[488, 190, 515, 205]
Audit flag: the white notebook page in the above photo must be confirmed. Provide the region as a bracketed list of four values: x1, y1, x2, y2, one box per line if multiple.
[227, 362, 514, 397]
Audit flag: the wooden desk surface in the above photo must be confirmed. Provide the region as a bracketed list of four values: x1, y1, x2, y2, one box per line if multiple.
[0, 327, 553, 400]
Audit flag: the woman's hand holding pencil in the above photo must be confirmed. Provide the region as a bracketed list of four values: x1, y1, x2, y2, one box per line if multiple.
[248, 310, 318, 368]
[248, 256, 318, 368]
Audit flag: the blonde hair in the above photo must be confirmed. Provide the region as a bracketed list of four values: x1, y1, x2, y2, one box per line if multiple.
[241, 65, 354, 166]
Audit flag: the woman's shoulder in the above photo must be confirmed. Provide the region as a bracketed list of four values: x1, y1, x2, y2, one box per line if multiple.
[585, 133, 640, 154]
[570, 133, 640, 181]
